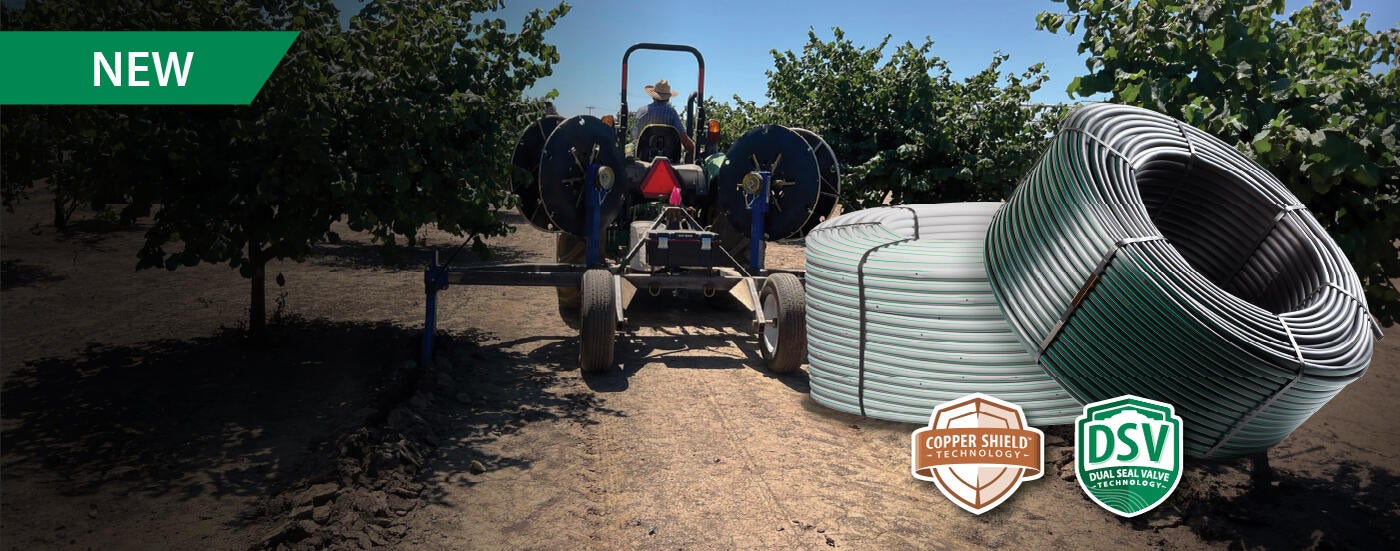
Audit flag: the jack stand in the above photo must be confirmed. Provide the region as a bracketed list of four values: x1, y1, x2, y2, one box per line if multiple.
[421, 250, 448, 367]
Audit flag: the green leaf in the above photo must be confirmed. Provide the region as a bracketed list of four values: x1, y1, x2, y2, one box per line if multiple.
[1120, 82, 1143, 103]
[1208, 33, 1225, 54]
[1252, 129, 1272, 154]
[1066, 76, 1084, 98]
[1354, 163, 1379, 187]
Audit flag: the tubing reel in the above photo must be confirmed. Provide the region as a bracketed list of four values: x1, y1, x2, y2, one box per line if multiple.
[715, 124, 824, 241]
[535, 115, 627, 236]
[789, 128, 842, 235]
[510, 114, 565, 231]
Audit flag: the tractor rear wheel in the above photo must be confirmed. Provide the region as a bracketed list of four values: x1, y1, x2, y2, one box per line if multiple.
[579, 268, 616, 373]
[759, 273, 806, 374]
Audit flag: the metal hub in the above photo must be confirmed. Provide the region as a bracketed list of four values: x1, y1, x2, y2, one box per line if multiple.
[762, 292, 780, 355]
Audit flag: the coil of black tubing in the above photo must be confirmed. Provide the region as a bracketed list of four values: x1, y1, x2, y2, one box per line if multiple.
[984, 103, 1381, 459]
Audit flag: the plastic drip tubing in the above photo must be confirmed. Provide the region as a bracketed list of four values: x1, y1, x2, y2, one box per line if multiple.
[983, 103, 1380, 459]
[805, 202, 1082, 426]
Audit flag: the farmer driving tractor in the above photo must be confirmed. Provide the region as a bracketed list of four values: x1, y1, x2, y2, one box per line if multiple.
[631, 79, 695, 157]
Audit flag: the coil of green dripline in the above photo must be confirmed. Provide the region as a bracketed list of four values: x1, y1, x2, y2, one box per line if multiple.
[805, 203, 1081, 426]
[984, 103, 1381, 459]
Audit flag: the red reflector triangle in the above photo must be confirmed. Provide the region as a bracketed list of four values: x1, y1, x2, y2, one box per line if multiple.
[641, 158, 681, 198]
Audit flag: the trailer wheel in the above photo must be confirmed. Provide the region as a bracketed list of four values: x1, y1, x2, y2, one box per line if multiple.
[579, 268, 616, 373]
[759, 273, 806, 374]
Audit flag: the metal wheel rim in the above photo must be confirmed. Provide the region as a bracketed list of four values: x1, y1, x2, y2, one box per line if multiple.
[762, 292, 780, 355]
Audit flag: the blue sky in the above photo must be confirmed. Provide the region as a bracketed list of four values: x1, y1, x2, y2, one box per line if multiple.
[343, 0, 1398, 117]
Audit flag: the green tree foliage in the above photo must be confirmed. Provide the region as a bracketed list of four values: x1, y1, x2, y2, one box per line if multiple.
[1038, 0, 1400, 324]
[706, 96, 778, 151]
[338, 1, 566, 246]
[0, 0, 569, 335]
[752, 29, 1063, 208]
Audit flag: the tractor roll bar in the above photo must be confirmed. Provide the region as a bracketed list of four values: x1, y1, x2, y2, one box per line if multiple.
[619, 43, 706, 145]
[684, 91, 698, 137]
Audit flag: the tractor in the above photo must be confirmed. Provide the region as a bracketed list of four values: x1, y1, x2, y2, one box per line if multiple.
[421, 43, 841, 375]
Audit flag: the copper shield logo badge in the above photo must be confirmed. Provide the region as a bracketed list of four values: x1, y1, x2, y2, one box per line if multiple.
[911, 393, 1044, 514]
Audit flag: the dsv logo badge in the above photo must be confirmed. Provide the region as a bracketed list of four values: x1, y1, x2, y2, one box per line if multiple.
[1075, 395, 1183, 517]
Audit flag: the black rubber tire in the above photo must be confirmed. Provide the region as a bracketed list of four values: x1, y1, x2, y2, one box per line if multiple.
[759, 273, 806, 374]
[556, 233, 585, 313]
[579, 268, 616, 373]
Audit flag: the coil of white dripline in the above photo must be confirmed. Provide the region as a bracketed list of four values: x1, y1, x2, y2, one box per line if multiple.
[984, 103, 1381, 459]
[805, 203, 1081, 426]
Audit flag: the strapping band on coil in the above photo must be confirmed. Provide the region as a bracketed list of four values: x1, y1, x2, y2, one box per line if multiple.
[1207, 314, 1308, 457]
[1035, 235, 1167, 361]
[853, 207, 921, 417]
[1224, 205, 1309, 289]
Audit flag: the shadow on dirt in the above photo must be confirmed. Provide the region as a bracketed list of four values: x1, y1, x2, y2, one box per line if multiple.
[0, 258, 66, 290]
[1124, 454, 1400, 549]
[0, 318, 418, 508]
[1, 315, 628, 542]
[418, 331, 624, 503]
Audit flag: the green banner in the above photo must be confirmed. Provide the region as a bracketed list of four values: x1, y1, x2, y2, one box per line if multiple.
[0, 31, 298, 105]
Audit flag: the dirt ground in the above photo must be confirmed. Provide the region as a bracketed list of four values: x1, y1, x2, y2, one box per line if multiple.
[3, 193, 1397, 550]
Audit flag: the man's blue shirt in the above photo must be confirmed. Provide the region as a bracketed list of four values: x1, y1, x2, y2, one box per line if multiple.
[632, 100, 685, 139]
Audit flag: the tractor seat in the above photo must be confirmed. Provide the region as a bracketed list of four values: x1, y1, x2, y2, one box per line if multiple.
[635, 123, 684, 163]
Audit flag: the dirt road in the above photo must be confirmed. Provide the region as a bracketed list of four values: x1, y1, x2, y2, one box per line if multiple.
[3, 197, 1397, 550]
[401, 220, 1400, 550]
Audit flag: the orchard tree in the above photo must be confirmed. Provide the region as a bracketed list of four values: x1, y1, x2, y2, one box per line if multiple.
[1038, 0, 1400, 324]
[0, 1, 195, 230]
[336, 1, 567, 248]
[1, 0, 570, 336]
[132, 1, 348, 337]
[760, 29, 1063, 208]
[141, 1, 569, 336]
[0, 107, 88, 230]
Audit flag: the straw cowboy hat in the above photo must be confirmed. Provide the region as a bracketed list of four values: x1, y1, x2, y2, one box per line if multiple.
[644, 79, 678, 101]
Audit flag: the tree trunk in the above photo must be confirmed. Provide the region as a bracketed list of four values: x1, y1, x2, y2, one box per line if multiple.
[52, 193, 68, 231]
[249, 247, 267, 338]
